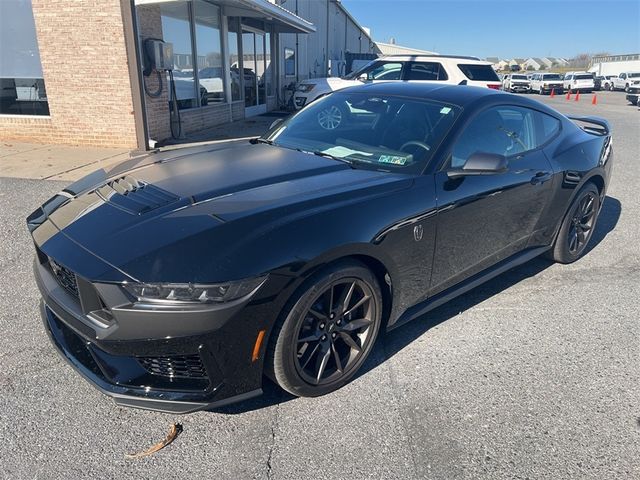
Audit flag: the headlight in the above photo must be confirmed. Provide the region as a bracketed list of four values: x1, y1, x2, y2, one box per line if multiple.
[122, 276, 268, 304]
[296, 83, 316, 93]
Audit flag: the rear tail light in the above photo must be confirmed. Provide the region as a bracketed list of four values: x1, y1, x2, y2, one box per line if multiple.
[487, 84, 501, 90]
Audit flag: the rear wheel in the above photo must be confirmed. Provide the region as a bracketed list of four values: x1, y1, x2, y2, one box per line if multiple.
[266, 261, 383, 397]
[547, 183, 600, 263]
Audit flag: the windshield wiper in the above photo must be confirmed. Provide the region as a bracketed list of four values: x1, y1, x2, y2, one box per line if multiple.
[309, 150, 355, 166]
[250, 137, 275, 146]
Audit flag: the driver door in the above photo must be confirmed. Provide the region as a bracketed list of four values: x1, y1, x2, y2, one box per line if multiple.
[429, 105, 555, 295]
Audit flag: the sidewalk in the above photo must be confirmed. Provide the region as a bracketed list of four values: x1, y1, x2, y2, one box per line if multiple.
[0, 112, 286, 182]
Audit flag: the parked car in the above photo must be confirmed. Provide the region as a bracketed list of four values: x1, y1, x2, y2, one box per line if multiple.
[626, 84, 640, 105]
[503, 73, 531, 93]
[610, 71, 640, 92]
[594, 75, 604, 91]
[293, 55, 501, 108]
[28, 83, 613, 413]
[563, 72, 595, 93]
[530, 72, 564, 95]
[602, 75, 617, 90]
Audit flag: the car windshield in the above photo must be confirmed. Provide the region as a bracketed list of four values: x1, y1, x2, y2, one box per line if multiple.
[543, 74, 562, 80]
[262, 92, 461, 173]
[512, 75, 528, 80]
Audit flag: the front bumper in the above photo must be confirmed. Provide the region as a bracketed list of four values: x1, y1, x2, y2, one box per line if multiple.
[510, 84, 530, 92]
[32, 246, 280, 413]
[626, 92, 639, 104]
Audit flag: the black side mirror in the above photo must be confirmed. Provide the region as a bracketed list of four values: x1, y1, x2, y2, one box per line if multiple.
[447, 152, 508, 178]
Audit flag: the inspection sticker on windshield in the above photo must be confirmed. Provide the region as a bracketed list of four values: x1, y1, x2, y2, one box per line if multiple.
[378, 155, 409, 165]
[440, 107, 452, 114]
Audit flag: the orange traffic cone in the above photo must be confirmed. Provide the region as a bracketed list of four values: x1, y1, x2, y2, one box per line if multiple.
[592, 94, 597, 105]
[575, 91, 580, 101]
[550, 88, 555, 98]
[566, 90, 571, 100]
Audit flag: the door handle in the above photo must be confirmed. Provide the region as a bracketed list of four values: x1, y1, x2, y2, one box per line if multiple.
[530, 171, 552, 185]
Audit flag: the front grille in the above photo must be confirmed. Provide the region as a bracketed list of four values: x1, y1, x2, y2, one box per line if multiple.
[96, 175, 179, 215]
[48, 258, 79, 298]
[138, 355, 207, 379]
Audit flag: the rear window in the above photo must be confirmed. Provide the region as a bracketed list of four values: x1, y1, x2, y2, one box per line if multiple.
[457, 64, 500, 82]
[576, 74, 593, 80]
[543, 74, 561, 80]
[629, 73, 640, 78]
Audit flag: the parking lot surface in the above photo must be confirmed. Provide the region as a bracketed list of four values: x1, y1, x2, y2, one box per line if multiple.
[0, 90, 638, 479]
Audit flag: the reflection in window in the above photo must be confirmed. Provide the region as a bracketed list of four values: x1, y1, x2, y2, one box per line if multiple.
[0, 0, 49, 115]
[228, 18, 241, 101]
[160, 1, 197, 110]
[194, 0, 224, 104]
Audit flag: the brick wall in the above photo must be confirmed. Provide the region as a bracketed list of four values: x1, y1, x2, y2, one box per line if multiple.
[0, 0, 138, 148]
[136, 4, 171, 143]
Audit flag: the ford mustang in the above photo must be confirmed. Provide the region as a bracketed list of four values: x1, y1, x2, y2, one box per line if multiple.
[27, 83, 613, 413]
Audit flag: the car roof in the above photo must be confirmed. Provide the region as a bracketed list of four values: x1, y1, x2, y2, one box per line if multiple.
[339, 82, 501, 105]
[337, 82, 563, 117]
[379, 54, 489, 64]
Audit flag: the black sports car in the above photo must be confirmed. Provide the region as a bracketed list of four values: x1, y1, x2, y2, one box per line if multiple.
[28, 83, 613, 413]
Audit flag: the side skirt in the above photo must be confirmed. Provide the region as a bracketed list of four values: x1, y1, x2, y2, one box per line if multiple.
[389, 246, 550, 331]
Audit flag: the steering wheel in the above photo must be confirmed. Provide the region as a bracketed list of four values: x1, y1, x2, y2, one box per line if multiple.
[400, 140, 431, 153]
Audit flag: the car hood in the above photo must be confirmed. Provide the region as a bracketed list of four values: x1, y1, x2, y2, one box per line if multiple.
[34, 142, 412, 282]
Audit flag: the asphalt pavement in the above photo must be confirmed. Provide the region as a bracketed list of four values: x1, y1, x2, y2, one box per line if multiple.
[0, 90, 638, 479]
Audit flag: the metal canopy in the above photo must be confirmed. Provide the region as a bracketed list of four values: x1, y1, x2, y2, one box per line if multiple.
[134, 0, 315, 34]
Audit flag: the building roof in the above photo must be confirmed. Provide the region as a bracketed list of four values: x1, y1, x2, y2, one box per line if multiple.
[376, 42, 438, 56]
[485, 57, 501, 63]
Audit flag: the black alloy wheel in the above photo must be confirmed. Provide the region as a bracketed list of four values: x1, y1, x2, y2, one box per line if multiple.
[548, 183, 600, 263]
[266, 261, 383, 397]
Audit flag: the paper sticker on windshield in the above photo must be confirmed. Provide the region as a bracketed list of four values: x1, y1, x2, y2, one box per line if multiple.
[378, 155, 409, 165]
[440, 107, 452, 114]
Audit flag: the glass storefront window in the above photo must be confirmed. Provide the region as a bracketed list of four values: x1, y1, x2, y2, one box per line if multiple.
[0, 0, 49, 115]
[194, 0, 224, 104]
[284, 48, 296, 77]
[227, 18, 241, 101]
[160, 1, 197, 110]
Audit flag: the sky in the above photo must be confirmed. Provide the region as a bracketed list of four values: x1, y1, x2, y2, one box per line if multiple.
[341, 0, 640, 60]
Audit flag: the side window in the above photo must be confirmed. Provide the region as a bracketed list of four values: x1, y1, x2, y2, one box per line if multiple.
[364, 62, 403, 80]
[450, 106, 537, 167]
[406, 62, 448, 81]
[533, 110, 561, 145]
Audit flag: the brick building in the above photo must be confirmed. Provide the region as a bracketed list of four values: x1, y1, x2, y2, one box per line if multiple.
[0, 0, 377, 151]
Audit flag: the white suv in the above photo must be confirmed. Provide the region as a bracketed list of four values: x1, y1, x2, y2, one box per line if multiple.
[292, 55, 501, 109]
[563, 72, 595, 93]
[502, 73, 530, 93]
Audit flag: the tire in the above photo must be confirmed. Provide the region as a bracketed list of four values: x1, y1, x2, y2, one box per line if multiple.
[547, 183, 600, 264]
[266, 260, 383, 397]
[539, 87, 544, 95]
[625, 83, 629, 92]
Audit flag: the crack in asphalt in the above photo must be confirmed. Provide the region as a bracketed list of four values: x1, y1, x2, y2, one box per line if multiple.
[266, 401, 280, 480]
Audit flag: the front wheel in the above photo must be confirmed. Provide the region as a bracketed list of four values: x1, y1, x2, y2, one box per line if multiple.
[266, 261, 383, 397]
[547, 183, 600, 264]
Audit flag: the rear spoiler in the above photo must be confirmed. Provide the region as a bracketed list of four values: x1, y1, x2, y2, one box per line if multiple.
[568, 116, 610, 136]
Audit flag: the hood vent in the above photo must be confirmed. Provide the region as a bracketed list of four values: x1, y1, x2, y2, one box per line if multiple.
[96, 175, 179, 215]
